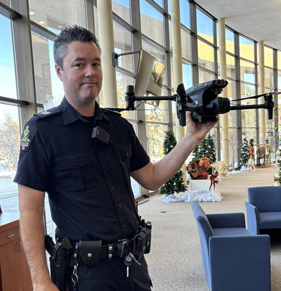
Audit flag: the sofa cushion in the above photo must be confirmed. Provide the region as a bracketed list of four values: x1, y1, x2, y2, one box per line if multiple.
[213, 227, 251, 236]
[259, 212, 281, 229]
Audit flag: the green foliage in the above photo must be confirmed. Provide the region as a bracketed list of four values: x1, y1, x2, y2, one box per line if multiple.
[159, 129, 187, 195]
[192, 134, 216, 163]
[239, 137, 250, 167]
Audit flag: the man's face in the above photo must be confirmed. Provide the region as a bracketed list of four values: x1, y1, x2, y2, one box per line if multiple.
[55, 41, 103, 106]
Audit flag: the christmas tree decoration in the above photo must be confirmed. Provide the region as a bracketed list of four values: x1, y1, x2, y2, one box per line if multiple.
[192, 134, 216, 163]
[159, 129, 187, 195]
[240, 138, 250, 167]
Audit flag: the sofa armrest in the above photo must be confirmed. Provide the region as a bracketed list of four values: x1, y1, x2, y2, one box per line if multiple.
[207, 213, 245, 228]
[245, 202, 260, 235]
[209, 235, 271, 291]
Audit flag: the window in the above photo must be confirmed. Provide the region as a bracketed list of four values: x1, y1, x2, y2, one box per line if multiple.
[240, 60, 255, 83]
[181, 29, 192, 62]
[0, 104, 20, 211]
[182, 63, 192, 90]
[241, 83, 257, 141]
[140, 0, 165, 46]
[264, 46, 273, 68]
[199, 68, 215, 83]
[0, 15, 17, 99]
[114, 21, 134, 72]
[226, 29, 235, 54]
[198, 40, 215, 71]
[31, 32, 64, 106]
[146, 123, 168, 163]
[239, 36, 254, 62]
[28, 0, 86, 30]
[196, 9, 214, 43]
[112, 0, 131, 24]
[180, 0, 190, 29]
[226, 55, 236, 79]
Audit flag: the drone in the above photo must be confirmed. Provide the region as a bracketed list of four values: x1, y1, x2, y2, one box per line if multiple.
[107, 79, 275, 126]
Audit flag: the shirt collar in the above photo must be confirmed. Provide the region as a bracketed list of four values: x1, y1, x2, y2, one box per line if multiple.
[59, 97, 110, 125]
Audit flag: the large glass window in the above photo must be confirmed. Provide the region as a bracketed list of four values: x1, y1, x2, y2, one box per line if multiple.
[182, 63, 192, 90]
[240, 60, 255, 83]
[180, 0, 190, 29]
[31, 32, 64, 107]
[196, 9, 214, 43]
[226, 55, 236, 79]
[140, 0, 165, 46]
[112, 0, 131, 24]
[198, 40, 215, 71]
[28, 0, 86, 30]
[0, 104, 20, 211]
[114, 21, 134, 72]
[181, 29, 191, 62]
[146, 123, 168, 163]
[241, 83, 257, 141]
[226, 29, 235, 54]
[0, 15, 17, 99]
[239, 36, 254, 62]
[264, 47, 273, 68]
[199, 68, 215, 83]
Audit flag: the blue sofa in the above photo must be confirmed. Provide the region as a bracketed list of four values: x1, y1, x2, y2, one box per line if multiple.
[191, 201, 271, 291]
[246, 186, 281, 235]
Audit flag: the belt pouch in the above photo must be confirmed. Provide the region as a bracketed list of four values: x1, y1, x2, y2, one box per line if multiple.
[78, 240, 102, 266]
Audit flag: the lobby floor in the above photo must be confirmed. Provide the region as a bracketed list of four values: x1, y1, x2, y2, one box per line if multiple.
[139, 165, 281, 291]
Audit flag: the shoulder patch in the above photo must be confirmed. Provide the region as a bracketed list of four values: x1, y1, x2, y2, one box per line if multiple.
[101, 108, 121, 116]
[20, 123, 37, 152]
[36, 106, 61, 119]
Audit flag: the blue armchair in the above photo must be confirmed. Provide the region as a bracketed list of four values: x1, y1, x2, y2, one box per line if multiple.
[246, 186, 281, 235]
[191, 201, 271, 291]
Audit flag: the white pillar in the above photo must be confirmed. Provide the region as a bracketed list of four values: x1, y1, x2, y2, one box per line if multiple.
[258, 41, 266, 143]
[218, 18, 229, 165]
[97, 0, 118, 107]
[171, 0, 186, 183]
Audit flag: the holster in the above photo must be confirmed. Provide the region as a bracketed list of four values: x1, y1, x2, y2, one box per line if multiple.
[133, 220, 152, 260]
[45, 235, 70, 291]
[78, 240, 102, 266]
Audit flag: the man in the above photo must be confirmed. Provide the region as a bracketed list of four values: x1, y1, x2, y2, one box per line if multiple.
[14, 25, 216, 291]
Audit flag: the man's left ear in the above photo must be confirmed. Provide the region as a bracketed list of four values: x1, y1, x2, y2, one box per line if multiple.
[55, 63, 63, 81]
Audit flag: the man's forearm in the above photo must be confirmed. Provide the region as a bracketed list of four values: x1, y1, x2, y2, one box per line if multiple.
[20, 210, 51, 287]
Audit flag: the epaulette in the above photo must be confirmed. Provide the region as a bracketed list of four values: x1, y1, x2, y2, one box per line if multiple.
[101, 108, 121, 116]
[35, 106, 62, 119]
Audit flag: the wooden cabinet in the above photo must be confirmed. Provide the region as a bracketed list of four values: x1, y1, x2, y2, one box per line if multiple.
[0, 212, 32, 291]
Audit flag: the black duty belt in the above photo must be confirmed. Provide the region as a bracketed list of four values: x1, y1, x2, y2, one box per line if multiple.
[72, 239, 132, 267]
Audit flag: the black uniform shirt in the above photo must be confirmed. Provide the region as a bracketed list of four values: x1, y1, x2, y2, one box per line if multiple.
[14, 97, 150, 243]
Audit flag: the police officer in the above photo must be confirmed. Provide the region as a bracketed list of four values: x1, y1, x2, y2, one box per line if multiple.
[14, 25, 216, 291]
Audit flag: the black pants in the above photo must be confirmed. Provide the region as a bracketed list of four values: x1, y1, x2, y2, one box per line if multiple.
[68, 256, 152, 291]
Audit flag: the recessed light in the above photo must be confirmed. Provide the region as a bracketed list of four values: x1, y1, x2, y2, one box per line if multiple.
[39, 21, 45, 25]
[29, 11, 35, 15]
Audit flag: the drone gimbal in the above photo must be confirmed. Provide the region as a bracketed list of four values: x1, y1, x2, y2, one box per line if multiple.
[109, 79, 275, 126]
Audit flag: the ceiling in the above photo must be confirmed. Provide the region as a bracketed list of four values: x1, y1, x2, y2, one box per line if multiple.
[196, 0, 281, 50]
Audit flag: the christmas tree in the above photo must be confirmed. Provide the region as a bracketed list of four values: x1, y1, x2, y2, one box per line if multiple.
[192, 134, 216, 163]
[205, 133, 216, 162]
[240, 137, 250, 167]
[159, 129, 187, 195]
